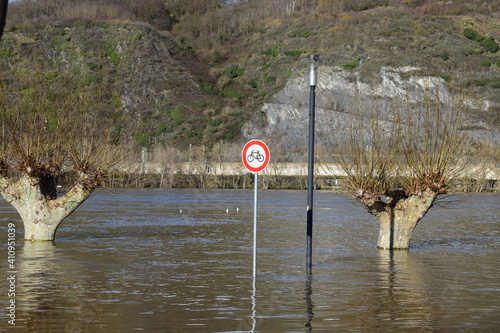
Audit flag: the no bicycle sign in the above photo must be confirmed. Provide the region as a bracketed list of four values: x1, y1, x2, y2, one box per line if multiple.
[242, 140, 270, 173]
[242, 139, 271, 278]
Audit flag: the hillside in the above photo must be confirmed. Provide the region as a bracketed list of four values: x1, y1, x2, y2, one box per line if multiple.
[1, 19, 248, 148]
[2, 0, 500, 162]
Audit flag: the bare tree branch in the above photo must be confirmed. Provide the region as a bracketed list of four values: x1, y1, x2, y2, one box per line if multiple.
[0, 61, 129, 240]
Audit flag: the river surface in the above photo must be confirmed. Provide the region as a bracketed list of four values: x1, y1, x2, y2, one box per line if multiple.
[0, 189, 499, 332]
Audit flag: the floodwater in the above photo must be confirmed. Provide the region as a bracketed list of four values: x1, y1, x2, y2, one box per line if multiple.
[0, 189, 499, 332]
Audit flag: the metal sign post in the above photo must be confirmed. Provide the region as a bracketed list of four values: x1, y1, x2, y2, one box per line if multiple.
[242, 140, 270, 278]
[305, 54, 320, 269]
[253, 172, 258, 277]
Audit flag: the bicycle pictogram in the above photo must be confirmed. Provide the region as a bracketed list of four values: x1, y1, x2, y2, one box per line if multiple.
[242, 140, 270, 173]
[247, 150, 264, 163]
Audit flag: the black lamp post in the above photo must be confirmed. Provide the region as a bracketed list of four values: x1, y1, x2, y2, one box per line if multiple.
[306, 54, 319, 268]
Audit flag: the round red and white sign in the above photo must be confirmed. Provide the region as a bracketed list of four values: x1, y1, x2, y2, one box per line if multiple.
[242, 140, 270, 173]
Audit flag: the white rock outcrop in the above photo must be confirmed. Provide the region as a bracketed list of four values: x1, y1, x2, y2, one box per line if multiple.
[244, 66, 498, 150]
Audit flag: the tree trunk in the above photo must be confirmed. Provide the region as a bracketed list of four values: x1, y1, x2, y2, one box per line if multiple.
[0, 174, 93, 241]
[371, 189, 437, 249]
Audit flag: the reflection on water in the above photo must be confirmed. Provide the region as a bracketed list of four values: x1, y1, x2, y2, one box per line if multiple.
[0, 189, 499, 332]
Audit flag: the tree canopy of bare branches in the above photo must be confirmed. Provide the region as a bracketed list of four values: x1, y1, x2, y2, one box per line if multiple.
[332, 89, 488, 249]
[0, 63, 127, 241]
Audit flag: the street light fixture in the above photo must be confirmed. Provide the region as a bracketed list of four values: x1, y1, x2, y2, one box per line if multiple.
[305, 54, 320, 268]
[307, 54, 320, 86]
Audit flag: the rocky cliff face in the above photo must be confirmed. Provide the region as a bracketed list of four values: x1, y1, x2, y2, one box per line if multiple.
[246, 65, 498, 152]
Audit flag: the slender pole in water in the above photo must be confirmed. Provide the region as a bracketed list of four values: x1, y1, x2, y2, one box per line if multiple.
[305, 54, 319, 268]
[306, 85, 315, 268]
[251, 172, 258, 333]
[251, 275, 257, 332]
[253, 172, 258, 278]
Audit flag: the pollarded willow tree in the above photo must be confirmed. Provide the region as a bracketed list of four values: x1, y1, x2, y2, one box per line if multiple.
[0, 65, 127, 241]
[333, 89, 488, 249]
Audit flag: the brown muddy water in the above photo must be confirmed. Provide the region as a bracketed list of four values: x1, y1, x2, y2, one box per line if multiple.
[0, 189, 499, 332]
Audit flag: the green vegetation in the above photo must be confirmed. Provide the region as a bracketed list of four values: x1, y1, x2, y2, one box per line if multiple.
[44, 72, 58, 80]
[470, 79, 487, 87]
[247, 79, 258, 89]
[480, 37, 500, 53]
[135, 131, 151, 147]
[105, 41, 121, 66]
[221, 88, 245, 99]
[223, 65, 244, 79]
[2, 0, 499, 152]
[0, 47, 11, 57]
[168, 108, 183, 125]
[464, 28, 481, 41]
[199, 82, 219, 95]
[80, 73, 101, 87]
[464, 28, 499, 53]
[298, 31, 310, 38]
[262, 44, 282, 57]
[111, 92, 123, 109]
[441, 75, 451, 82]
[439, 53, 449, 61]
[265, 75, 277, 85]
[480, 60, 491, 67]
[283, 50, 302, 60]
[343, 58, 360, 70]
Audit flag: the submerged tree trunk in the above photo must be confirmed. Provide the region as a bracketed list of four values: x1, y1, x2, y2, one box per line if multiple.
[0, 174, 93, 241]
[367, 189, 437, 249]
